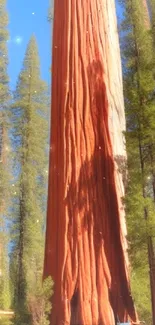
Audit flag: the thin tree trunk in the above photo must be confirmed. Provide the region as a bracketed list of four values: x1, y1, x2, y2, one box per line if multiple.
[148, 235, 155, 325]
[44, 0, 137, 324]
[16, 192, 25, 303]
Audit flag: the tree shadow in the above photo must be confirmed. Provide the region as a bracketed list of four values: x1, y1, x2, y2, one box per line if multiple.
[65, 59, 137, 323]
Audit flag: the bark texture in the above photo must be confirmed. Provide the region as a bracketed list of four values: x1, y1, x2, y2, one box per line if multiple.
[44, 0, 137, 324]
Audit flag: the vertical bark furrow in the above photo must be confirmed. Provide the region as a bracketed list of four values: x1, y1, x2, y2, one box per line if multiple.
[44, 1, 137, 324]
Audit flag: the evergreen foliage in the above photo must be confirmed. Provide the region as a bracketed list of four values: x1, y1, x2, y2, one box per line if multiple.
[0, 0, 11, 313]
[119, 0, 155, 323]
[3, 0, 155, 324]
[0, 2, 52, 324]
[10, 35, 50, 324]
[28, 276, 53, 325]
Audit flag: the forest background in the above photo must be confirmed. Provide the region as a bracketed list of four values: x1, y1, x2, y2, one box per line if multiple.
[0, 0, 154, 325]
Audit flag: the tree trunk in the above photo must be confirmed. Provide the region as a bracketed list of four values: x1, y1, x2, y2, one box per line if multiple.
[142, 0, 150, 28]
[44, 0, 137, 324]
[148, 236, 155, 325]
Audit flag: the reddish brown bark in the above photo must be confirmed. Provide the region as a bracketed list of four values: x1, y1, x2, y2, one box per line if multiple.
[44, 0, 137, 324]
[142, 0, 150, 28]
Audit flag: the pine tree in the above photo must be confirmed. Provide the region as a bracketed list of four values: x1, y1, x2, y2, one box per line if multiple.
[119, 0, 155, 323]
[0, 0, 11, 314]
[11, 35, 49, 324]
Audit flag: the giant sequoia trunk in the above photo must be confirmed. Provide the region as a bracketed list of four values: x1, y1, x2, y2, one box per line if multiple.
[44, 0, 137, 324]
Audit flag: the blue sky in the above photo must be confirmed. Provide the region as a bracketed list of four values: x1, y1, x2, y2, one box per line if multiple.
[7, 0, 51, 89]
[116, 2, 123, 20]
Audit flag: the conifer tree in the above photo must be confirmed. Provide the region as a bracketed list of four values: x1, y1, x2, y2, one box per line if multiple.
[11, 35, 49, 324]
[0, 0, 11, 313]
[119, 0, 155, 323]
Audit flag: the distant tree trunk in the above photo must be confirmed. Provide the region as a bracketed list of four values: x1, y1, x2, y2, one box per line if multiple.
[142, 0, 150, 27]
[148, 235, 155, 325]
[44, 0, 137, 324]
